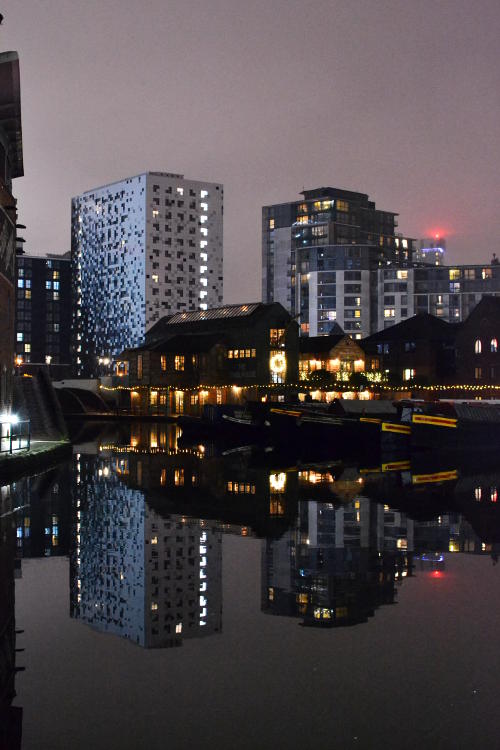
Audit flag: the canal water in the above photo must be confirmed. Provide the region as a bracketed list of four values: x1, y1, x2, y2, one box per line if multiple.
[2, 422, 500, 750]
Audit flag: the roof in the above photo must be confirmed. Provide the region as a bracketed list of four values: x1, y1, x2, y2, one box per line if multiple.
[150, 333, 223, 353]
[146, 302, 294, 345]
[363, 313, 459, 344]
[299, 334, 346, 354]
[166, 303, 260, 325]
[0, 52, 23, 178]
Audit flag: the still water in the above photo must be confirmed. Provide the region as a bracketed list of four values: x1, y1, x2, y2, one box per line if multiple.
[2, 422, 500, 749]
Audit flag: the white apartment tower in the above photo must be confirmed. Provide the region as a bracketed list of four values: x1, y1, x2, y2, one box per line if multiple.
[71, 172, 223, 376]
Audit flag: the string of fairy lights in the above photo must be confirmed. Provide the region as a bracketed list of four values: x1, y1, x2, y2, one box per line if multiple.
[100, 382, 500, 394]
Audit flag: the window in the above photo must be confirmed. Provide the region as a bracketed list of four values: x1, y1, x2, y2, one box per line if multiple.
[396, 270, 408, 280]
[491, 339, 498, 353]
[384, 308, 395, 318]
[175, 355, 185, 371]
[269, 328, 285, 346]
[464, 268, 475, 280]
[474, 339, 482, 354]
[403, 368, 415, 381]
[269, 218, 275, 229]
[474, 367, 482, 380]
[161, 355, 167, 371]
[16, 332, 23, 342]
[24, 343, 31, 353]
[25, 290, 31, 300]
[137, 354, 143, 379]
[482, 268, 492, 280]
[404, 341, 416, 352]
[449, 269, 460, 280]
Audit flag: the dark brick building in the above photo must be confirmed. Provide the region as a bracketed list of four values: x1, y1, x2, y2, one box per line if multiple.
[0, 51, 23, 413]
[117, 302, 299, 415]
[362, 313, 458, 385]
[455, 297, 500, 385]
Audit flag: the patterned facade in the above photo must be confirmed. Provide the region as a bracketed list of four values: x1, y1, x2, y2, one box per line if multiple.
[71, 172, 223, 377]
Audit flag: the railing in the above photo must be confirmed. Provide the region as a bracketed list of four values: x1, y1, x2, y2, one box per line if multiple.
[0, 419, 30, 454]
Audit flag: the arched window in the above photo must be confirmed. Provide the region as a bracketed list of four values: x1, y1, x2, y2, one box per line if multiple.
[475, 339, 482, 354]
[491, 338, 498, 353]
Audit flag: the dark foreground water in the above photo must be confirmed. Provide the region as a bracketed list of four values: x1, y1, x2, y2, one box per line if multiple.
[2, 422, 500, 749]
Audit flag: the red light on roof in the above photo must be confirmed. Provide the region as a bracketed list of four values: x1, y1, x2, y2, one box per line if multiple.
[431, 570, 443, 579]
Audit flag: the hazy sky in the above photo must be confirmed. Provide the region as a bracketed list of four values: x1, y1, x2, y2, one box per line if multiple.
[3, 0, 499, 303]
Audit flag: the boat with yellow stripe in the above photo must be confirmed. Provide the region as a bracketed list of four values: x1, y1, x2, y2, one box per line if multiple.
[267, 406, 411, 458]
[400, 400, 500, 452]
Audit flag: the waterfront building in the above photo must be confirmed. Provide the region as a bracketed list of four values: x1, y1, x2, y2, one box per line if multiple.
[298, 327, 366, 381]
[262, 186, 414, 338]
[0, 51, 23, 413]
[71, 453, 222, 648]
[376, 262, 500, 331]
[117, 302, 299, 415]
[15, 252, 71, 376]
[455, 296, 500, 385]
[71, 172, 223, 377]
[362, 313, 457, 384]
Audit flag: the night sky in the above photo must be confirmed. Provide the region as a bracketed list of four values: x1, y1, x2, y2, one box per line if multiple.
[3, 0, 499, 303]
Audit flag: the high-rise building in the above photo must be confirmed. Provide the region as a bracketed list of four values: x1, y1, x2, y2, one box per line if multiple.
[262, 187, 414, 339]
[414, 237, 446, 266]
[0, 51, 23, 413]
[15, 252, 71, 375]
[376, 262, 500, 330]
[71, 172, 223, 377]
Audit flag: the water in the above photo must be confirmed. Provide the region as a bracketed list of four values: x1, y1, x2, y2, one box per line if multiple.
[2, 422, 500, 749]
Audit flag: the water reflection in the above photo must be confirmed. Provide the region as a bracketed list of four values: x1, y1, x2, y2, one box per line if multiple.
[4, 421, 500, 653]
[0, 484, 23, 750]
[71, 454, 222, 648]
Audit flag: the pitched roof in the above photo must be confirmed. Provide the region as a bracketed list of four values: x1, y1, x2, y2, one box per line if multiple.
[299, 334, 346, 353]
[146, 302, 293, 345]
[363, 313, 459, 344]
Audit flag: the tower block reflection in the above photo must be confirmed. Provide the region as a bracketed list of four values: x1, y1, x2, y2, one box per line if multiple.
[71, 454, 222, 648]
[262, 498, 413, 626]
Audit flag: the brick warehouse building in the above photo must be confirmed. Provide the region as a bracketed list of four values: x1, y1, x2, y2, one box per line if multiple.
[114, 302, 299, 416]
[0, 52, 23, 413]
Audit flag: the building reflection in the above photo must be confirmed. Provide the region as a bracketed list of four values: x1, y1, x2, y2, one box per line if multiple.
[9, 464, 72, 559]
[70, 454, 222, 648]
[262, 498, 413, 627]
[0, 484, 23, 750]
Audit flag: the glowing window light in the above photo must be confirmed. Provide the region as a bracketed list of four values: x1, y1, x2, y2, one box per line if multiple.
[269, 472, 286, 493]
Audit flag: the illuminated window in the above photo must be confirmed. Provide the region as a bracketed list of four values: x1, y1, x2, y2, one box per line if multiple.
[297, 203, 308, 214]
[449, 269, 460, 280]
[137, 354, 143, 379]
[25, 290, 31, 300]
[384, 308, 395, 318]
[16, 332, 23, 342]
[161, 355, 167, 371]
[24, 343, 31, 353]
[337, 200, 349, 211]
[491, 339, 498, 353]
[396, 270, 408, 280]
[474, 339, 482, 354]
[270, 328, 285, 346]
[269, 218, 275, 229]
[53, 270, 60, 280]
[152, 274, 159, 283]
[150, 390, 158, 406]
[403, 368, 415, 381]
[174, 469, 184, 486]
[175, 355, 185, 371]
[354, 309, 361, 318]
[474, 367, 482, 379]
[482, 268, 492, 280]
